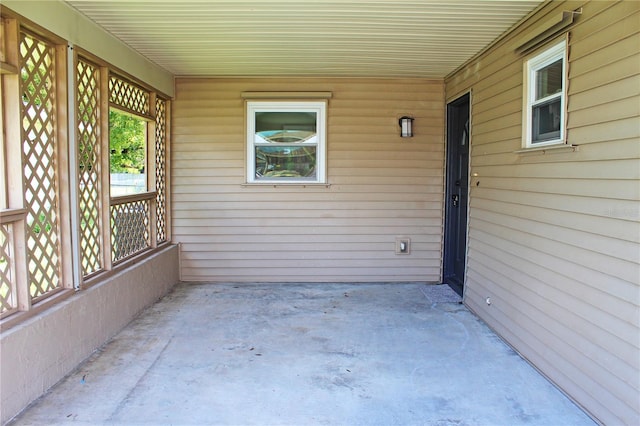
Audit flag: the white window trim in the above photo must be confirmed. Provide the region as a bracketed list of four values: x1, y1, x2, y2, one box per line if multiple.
[523, 41, 567, 148]
[246, 100, 327, 184]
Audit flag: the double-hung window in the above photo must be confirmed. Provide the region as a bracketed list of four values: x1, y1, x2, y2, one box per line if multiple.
[246, 101, 327, 184]
[524, 41, 567, 147]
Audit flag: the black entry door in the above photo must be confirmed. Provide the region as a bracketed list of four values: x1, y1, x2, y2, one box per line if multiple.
[443, 93, 470, 297]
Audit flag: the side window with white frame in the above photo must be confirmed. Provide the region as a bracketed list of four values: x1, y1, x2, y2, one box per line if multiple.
[246, 101, 326, 184]
[524, 41, 566, 147]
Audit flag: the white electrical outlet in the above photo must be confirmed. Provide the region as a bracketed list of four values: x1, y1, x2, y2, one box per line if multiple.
[395, 238, 411, 254]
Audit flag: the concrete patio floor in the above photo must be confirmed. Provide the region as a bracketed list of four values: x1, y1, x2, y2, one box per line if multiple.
[9, 283, 594, 425]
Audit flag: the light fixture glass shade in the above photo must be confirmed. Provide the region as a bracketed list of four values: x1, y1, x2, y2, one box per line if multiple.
[399, 116, 414, 137]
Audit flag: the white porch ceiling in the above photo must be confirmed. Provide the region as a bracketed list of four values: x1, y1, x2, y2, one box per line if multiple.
[64, 0, 543, 78]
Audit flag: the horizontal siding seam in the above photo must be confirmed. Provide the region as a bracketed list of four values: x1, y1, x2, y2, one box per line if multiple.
[464, 282, 634, 424]
[469, 213, 639, 281]
[568, 7, 640, 61]
[468, 237, 640, 342]
[465, 263, 639, 393]
[471, 191, 640, 226]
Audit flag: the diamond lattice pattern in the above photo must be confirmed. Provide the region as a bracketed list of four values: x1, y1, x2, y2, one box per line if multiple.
[111, 199, 150, 262]
[155, 98, 167, 243]
[20, 32, 62, 298]
[77, 59, 103, 276]
[109, 75, 149, 115]
[0, 224, 16, 313]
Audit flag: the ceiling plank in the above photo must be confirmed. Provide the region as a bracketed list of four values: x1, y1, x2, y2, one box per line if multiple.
[65, 0, 543, 78]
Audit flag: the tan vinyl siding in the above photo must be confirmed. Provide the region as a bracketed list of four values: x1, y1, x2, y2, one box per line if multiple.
[173, 78, 444, 282]
[446, 1, 640, 424]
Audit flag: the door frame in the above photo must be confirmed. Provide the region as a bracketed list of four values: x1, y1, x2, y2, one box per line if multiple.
[443, 91, 471, 297]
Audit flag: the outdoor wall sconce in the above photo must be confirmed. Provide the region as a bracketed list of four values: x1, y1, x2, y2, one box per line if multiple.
[399, 116, 414, 137]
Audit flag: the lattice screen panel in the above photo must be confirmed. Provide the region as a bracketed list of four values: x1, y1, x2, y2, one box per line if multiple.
[109, 75, 150, 115]
[0, 223, 16, 314]
[77, 59, 103, 276]
[155, 98, 167, 243]
[111, 199, 150, 262]
[20, 32, 62, 298]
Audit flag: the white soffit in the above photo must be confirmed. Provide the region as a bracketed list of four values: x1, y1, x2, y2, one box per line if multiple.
[64, 0, 543, 78]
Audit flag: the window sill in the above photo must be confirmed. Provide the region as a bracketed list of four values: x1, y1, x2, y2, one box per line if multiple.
[242, 182, 331, 188]
[515, 144, 578, 156]
[0, 61, 18, 74]
[0, 208, 27, 224]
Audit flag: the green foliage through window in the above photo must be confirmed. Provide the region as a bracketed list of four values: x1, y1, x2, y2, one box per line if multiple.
[109, 109, 146, 174]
